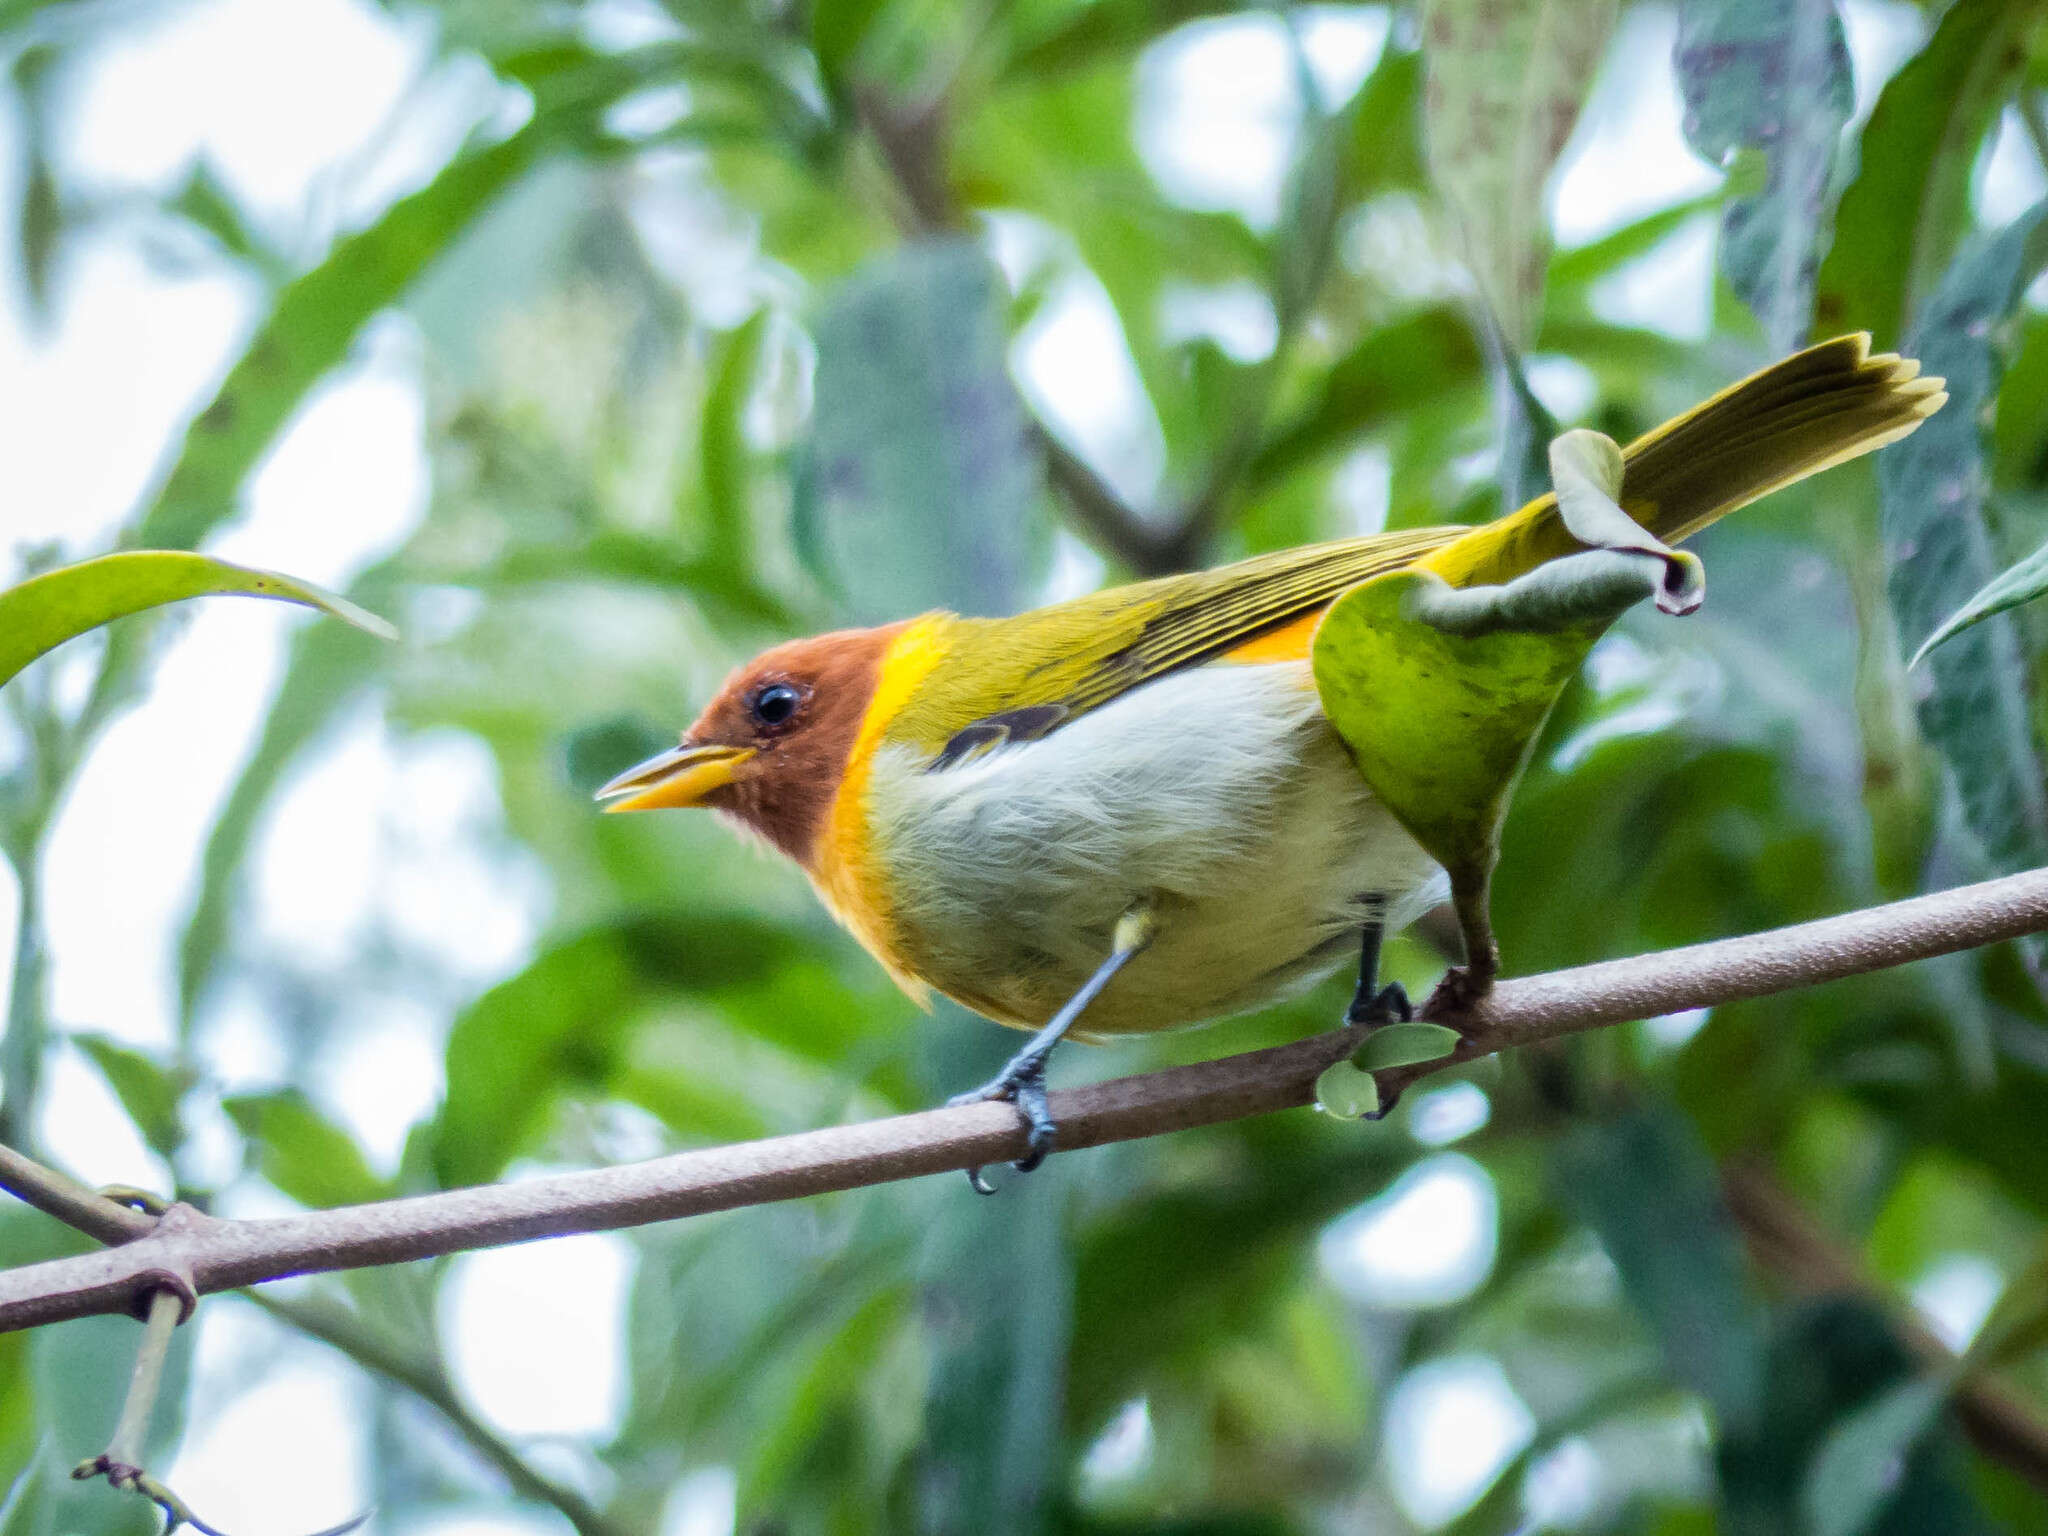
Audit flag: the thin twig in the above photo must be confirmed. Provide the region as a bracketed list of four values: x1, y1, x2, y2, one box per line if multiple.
[1, 868, 2044, 1334]
[0, 1143, 158, 1244]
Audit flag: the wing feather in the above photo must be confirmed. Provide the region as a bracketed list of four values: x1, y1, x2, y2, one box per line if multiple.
[904, 526, 1464, 759]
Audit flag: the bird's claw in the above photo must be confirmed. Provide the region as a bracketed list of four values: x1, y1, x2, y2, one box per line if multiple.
[1423, 964, 1490, 1021]
[1346, 981, 1412, 1028]
[949, 1055, 1057, 1194]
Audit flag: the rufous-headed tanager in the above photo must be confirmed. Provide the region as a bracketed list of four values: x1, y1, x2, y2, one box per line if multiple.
[598, 334, 1943, 1181]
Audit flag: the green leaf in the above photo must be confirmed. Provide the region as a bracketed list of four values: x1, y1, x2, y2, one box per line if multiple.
[223, 1089, 391, 1209]
[1881, 203, 2048, 881]
[810, 0, 888, 94]
[1548, 192, 1723, 295]
[70, 1035, 186, 1160]
[999, 0, 1243, 80]
[1353, 1021, 1461, 1070]
[135, 110, 574, 551]
[1721, 1300, 1996, 1535]
[1422, 0, 1618, 351]
[168, 159, 287, 282]
[1814, 0, 2037, 348]
[693, 308, 771, 569]
[0, 1457, 44, 1536]
[0, 551, 394, 691]
[1909, 533, 2048, 668]
[1246, 305, 1484, 493]
[1801, 1377, 1949, 1536]
[1552, 1106, 1767, 1429]
[1314, 1058, 1381, 1119]
[795, 239, 1051, 619]
[430, 913, 803, 1187]
[1676, 0, 1853, 349]
[1339, 46, 1427, 206]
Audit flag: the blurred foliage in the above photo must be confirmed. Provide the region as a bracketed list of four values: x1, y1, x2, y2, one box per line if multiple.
[7, 1, 2048, 1534]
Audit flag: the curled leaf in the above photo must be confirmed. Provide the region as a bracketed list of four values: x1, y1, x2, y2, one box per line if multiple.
[0, 551, 395, 690]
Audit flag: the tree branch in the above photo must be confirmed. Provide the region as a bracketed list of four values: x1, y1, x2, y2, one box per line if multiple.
[1, 868, 2044, 1333]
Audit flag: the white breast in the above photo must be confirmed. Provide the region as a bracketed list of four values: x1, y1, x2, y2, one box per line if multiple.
[861, 662, 1447, 1034]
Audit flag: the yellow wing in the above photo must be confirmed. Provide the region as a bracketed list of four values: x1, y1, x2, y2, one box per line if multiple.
[889, 332, 1942, 760]
[888, 526, 1464, 756]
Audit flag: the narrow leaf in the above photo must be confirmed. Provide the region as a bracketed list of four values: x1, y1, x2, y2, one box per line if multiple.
[1801, 1378, 1949, 1536]
[1881, 203, 2048, 881]
[1814, 0, 2036, 347]
[1909, 534, 2048, 669]
[1675, 0, 1852, 350]
[796, 240, 1051, 619]
[0, 551, 394, 691]
[1423, 0, 1618, 351]
[136, 127, 549, 551]
[1554, 1107, 1767, 1429]
[71, 1035, 186, 1160]
[223, 1090, 392, 1210]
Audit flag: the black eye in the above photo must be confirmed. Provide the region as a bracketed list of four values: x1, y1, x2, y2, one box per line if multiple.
[750, 683, 802, 727]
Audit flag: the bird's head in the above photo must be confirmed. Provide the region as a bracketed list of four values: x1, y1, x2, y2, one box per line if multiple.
[594, 622, 904, 868]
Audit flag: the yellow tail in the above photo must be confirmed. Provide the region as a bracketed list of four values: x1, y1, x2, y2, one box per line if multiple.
[1417, 333, 1947, 588]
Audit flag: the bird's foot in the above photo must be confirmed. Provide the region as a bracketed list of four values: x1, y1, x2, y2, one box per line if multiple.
[1346, 981, 1412, 1029]
[1423, 964, 1491, 1023]
[948, 1053, 1057, 1195]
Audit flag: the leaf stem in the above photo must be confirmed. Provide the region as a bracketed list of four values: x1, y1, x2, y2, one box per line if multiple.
[103, 1287, 182, 1470]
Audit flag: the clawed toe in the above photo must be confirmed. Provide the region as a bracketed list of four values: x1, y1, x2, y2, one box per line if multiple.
[1346, 981, 1412, 1028]
[954, 1058, 1057, 1193]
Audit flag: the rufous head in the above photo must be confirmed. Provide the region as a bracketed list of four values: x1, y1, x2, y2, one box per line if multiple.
[594, 623, 902, 868]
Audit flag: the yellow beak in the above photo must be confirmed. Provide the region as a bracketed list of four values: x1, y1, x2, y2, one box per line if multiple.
[594, 743, 757, 812]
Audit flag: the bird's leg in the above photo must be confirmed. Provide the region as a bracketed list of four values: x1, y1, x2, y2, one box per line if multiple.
[1345, 895, 1412, 1028]
[950, 899, 1159, 1194]
[1422, 875, 1499, 1021]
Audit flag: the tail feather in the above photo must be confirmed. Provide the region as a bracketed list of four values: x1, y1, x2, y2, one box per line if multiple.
[1414, 333, 1945, 589]
[1621, 333, 1944, 542]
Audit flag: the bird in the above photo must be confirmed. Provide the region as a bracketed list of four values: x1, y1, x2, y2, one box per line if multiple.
[597, 333, 1943, 1184]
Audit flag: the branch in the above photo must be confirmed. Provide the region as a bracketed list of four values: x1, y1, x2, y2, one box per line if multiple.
[1, 868, 2044, 1333]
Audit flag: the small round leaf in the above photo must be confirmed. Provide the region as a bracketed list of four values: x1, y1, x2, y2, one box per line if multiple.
[1314, 1059, 1381, 1120]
